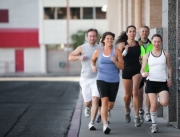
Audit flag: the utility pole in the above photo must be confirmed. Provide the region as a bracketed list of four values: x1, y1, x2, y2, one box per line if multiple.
[66, 0, 70, 76]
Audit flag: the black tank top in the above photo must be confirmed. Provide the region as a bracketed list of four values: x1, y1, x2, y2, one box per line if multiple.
[122, 41, 141, 71]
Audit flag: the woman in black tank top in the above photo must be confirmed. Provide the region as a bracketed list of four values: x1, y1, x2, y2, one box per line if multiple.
[116, 25, 143, 127]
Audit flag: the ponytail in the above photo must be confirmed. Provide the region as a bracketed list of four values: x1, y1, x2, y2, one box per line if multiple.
[115, 31, 127, 45]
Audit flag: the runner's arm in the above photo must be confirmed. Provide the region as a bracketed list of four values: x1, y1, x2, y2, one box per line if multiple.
[68, 46, 82, 61]
[114, 48, 124, 70]
[140, 53, 148, 76]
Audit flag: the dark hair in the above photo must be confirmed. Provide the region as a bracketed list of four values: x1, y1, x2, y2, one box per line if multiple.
[100, 32, 115, 46]
[151, 34, 162, 41]
[140, 26, 150, 31]
[115, 25, 136, 44]
[86, 28, 98, 36]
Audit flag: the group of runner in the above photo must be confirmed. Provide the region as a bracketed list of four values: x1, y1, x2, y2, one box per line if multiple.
[68, 25, 172, 134]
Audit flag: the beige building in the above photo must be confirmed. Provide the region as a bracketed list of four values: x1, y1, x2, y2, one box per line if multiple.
[107, 0, 162, 37]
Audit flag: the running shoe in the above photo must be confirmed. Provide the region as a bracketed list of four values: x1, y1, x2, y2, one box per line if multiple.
[125, 108, 131, 123]
[150, 124, 158, 133]
[145, 113, 151, 122]
[88, 121, 96, 130]
[103, 123, 111, 134]
[96, 114, 101, 123]
[134, 117, 142, 127]
[84, 107, 90, 118]
[139, 109, 144, 123]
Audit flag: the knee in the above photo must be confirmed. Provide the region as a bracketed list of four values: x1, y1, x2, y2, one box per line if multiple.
[132, 91, 138, 97]
[124, 93, 131, 99]
[101, 98, 109, 105]
[92, 97, 99, 104]
[108, 103, 114, 110]
[160, 100, 169, 106]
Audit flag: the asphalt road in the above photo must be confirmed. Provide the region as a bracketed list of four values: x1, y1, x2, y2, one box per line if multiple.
[0, 81, 80, 137]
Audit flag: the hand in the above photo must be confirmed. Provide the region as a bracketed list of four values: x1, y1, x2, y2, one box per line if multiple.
[92, 66, 98, 72]
[110, 56, 117, 63]
[79, 55, 86, 61]
[167, 78, 172, 87]
[125, 45, 129, 52]
[142, 72, 149, 77]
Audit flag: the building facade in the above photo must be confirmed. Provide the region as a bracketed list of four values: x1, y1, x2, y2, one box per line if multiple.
[0, 0, 40, 74]
[107, 0, 162, 37]
[0, 0, 107, 75]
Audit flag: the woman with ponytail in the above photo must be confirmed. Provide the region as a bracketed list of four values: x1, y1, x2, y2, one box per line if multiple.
[116, 25, 142, 127]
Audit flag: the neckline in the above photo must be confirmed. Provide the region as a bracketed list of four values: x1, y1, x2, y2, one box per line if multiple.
[151, 50, 162, 57]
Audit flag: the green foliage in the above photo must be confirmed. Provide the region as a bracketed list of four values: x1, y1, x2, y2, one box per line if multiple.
[71, 30, 101, 49]
[71, 30, 86, 49]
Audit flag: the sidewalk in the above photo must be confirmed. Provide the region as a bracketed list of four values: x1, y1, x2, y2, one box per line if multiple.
[76, 79, 180, 137]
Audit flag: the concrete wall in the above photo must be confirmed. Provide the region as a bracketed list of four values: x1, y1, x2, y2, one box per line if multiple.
[24, 49, 41, 73]
[0, 0, 38, 28]
[0, 0, 41, 73]
[0, 49, 15, 73]
[43, 0, 107, 7]
[150, 0, 162, 28]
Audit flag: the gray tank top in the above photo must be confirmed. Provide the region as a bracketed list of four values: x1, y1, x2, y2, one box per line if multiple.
[81, 43, 100, 79]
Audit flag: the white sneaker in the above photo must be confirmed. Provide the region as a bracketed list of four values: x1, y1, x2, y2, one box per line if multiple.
[134, 116, 142, 127]
[88, 121, 96, 130]
[150, 124, 158, 133]
[145, 113, 151, 122]
[139, 109, 144, 123]
[103, 124, 111, 134]
[84, 107, 90, 118]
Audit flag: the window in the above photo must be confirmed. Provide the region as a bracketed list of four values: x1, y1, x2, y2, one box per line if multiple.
[83, 8, 93, 19]
[96, 7, 106, 19]
[0, 9, 9, 23]
[57, 8, 67, 19]
[44, 8, 55, 19]
[43, 7, 106, 20]
[70, 8, 80, 19]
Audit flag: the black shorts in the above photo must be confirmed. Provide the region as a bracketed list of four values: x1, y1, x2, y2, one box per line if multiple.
[122, 69, 141, 79]
[145, 79, 169, 94]
[96, 80, 119, 102]
[139, 77, 146, 89]
[98, 99, 102, 107]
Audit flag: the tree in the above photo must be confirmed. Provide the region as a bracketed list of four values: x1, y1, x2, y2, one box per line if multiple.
[71, 30, 101, 49]
[71, 30, 86, 49]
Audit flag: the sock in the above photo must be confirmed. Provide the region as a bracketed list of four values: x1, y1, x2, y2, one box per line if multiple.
[135, 116, 139, 118]
[145, 110, 150, 114]
[150, 112, 157, 125]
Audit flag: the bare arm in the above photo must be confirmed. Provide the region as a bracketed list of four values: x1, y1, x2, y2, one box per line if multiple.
[165, 51, 172, 87]
[118, 42, 130, 56]
[118, 42, 125, 52]
[91, 49, 100, 72]
[111, 48, 124, 70]
[68, 46, 84, 61]
[140, 53, 149, 77]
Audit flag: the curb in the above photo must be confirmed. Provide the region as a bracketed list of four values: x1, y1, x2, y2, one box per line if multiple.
[67, 91, 83, 137]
